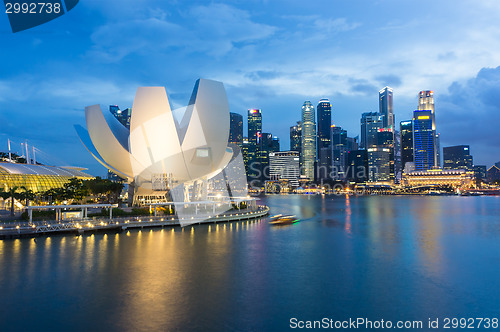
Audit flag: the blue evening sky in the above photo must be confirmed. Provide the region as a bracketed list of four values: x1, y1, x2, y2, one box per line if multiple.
[1, 0, 500, 175]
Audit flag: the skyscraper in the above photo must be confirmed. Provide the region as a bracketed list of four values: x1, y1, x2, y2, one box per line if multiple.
[290, 121, 302, 154]
[242, 137, 249, 174]
[413, 110, 434, 170]
[400, 120, 413, 172]
[317, 99, 332, 149]
[247, 109, 262, 182]
[379, 87, 394, 130]
[443, 145, 473, 171]
[269, 151, 300, 187]
[259, 132, 279, 181]
[418, 91, 439, 168]
[346, 149, 368, 183]
[360, 112, 383, 149]
[371, 128, 395, 182]
[109, 105, 132, 129]
[331, 126, 347, 180]
[316, 99, 332, 182]
[229, 112, 243, 148]
[301, 101, 316, 181]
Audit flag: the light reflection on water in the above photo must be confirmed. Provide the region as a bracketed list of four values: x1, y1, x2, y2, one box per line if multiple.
[0, 196, 498, 331]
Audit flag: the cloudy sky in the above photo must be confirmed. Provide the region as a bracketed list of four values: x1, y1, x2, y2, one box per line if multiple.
[1, 0, 500, 175]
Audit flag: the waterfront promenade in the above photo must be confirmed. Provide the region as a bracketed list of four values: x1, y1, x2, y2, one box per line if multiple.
[0, 205, 269, 239]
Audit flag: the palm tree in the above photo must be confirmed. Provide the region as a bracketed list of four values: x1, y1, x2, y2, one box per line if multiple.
[0, 186, 22, 216]
[19, 186, 35, 207]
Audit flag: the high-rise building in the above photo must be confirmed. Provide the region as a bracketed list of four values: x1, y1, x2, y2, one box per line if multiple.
[367, 146, 392, 182]
[316, 99, 332, 182]
[487, 165, 500, 183]
[369, 128, 394, 182]
[360, 112, 383, 149]
[346, 136, 359, 152]
[229, 112, 243, 147]
[290, 121, 302, 154]
[272, 136, 280, 153]
[247, 109, 262, 182]
[317, 99, 332, 150]
[346, 149, 368, 183]
[435, 133, 441, 168]
[109, 105, 132, 129]
[269, 151, 300, 187]
[443, 145, 473, 171]
[259, 132, 279, 181]
[393, 129, 401, 183]
[418, 90, 439, 168]
[400, 120, 413, 173]
[413, 109, 434, 170]
[473, 165, 487, 182]
[331, 126, 347, 180]
[109, 105, 119, 116]
[242, 137, 249, 174]
[301, 101, 316, 181]
[379, 87, 394, 130]
[108, 105, 130, 182]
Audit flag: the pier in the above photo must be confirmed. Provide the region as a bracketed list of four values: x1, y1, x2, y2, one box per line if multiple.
[0, 204, 269, 239]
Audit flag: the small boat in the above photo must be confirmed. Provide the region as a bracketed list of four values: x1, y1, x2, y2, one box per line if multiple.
[269, 215, 299, 225]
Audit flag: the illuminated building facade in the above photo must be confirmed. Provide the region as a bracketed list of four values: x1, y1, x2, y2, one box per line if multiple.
[400, 120, 413, 172]
[401, 169, 474, 189]
[242, 137, 249, 174]
[109, 105, 132, 129]
[443, 145, 473, 171]
[367, 147, 392, 182]
[301, 101, 316, 181]
[269, 151, 300, 187]
[259, 133, 280, 181]
[473, 165, 486, 182]
[331, 126, 347, 180]
[413, 110, 434, 170]
[0, 162, 93, 193]
[290, 121, 302, 154]
[360, 112, 383, 149]
[346, 149, 368, 183]
[376, 129, 395, 182]
[417, 90, 439, 168]
[247, 109, 262, 182]
[229, 112, 243, 148]
[76, 79, 248, 221]
[379, 87, 394, 130]
[316, 99, 332, 182]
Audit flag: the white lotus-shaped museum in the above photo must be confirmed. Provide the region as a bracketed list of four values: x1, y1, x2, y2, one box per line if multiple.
[75, 79, 247, 214]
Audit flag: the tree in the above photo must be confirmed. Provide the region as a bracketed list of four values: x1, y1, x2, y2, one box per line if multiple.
[84, 177, 123, 203]
[0, 186, 23, 216]
[63, 178, 88, 202]
[19, 186, 36, 207]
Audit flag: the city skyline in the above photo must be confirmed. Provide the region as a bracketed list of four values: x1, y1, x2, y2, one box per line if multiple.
[1, 0, 500, 175]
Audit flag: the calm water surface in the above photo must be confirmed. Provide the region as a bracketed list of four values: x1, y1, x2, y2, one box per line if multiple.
[0, 195, 499, 331]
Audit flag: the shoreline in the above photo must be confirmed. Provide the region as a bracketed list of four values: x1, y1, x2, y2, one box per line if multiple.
[0, 205, 269, 240]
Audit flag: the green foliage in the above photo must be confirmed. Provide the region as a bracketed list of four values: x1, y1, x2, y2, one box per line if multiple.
[84, 177, 123, 203]
[131, 208, 151, 216]
[87, 207, 150, 217]
[20, 210, 56, 221]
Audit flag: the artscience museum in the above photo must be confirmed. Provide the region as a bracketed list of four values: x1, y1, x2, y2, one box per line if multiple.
[75, 79, 250, 225]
